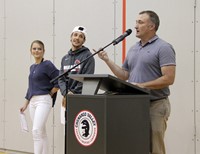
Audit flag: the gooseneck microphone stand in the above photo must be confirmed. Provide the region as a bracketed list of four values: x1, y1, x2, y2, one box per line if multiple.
[50, 28, 132, 83]
[50, 40, 113, 83]
[50, 29, 132, 84]
[50, 40, 115, 154]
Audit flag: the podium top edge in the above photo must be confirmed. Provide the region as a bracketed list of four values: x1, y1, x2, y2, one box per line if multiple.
[68, 74, 111, 78]
[68, 74, 150, 94]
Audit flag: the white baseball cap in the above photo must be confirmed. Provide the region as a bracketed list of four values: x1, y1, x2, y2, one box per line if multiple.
[71, 26, 87, 38]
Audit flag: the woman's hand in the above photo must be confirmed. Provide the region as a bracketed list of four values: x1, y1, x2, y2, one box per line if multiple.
[20, 101, 29, 113]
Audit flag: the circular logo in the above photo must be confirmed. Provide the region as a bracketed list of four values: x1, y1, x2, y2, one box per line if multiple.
[74, 110, 98, 146]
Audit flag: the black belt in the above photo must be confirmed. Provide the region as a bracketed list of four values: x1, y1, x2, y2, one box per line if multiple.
[150, 97, 167, 102]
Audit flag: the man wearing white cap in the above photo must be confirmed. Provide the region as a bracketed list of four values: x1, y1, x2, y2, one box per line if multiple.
[58, 26, 95, 107]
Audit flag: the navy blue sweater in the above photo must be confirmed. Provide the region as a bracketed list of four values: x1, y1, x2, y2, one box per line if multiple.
[25, 60, 59, 101]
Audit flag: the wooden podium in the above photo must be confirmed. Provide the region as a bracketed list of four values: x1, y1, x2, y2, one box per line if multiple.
[66, 74, 150, 154]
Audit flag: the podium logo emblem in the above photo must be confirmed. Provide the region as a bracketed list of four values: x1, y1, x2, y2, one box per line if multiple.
[74, 110, 98, 146]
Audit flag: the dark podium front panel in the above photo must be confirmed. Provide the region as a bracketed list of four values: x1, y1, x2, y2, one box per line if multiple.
[67, 94, 150, 154]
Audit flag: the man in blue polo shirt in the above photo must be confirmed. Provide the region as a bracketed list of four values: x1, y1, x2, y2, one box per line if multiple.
[97, 10, 176, 154]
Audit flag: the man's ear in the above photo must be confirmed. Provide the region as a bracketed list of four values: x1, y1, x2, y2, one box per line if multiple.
[83, 38, 86, 44]
[149, 23, 155, 30]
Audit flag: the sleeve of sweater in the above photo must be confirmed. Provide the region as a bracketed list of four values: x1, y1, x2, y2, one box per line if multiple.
[46, 61, 59, 88]
[58, 57, 68, 96]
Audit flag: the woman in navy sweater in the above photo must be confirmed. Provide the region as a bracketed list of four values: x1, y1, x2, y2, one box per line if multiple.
[20, 40, 59, 154]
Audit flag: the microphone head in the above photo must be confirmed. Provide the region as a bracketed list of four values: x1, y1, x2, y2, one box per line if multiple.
[112, 29, 132, 45]
[126, 29, 132, 35]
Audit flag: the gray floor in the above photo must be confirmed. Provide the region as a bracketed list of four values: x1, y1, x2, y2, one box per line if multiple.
[0, 149, 33, 154]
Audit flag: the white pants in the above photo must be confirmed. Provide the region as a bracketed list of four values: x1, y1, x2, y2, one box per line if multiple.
[29, 95, 52, 154]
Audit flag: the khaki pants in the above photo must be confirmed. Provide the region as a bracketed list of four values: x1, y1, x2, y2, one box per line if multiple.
[150, 98, 171, 154]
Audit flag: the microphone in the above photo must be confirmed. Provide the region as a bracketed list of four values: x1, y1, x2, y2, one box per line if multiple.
[112, 29, 132, 45]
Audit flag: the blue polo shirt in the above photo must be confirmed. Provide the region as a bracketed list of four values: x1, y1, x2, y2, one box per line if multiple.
[122, 35, 176, 100]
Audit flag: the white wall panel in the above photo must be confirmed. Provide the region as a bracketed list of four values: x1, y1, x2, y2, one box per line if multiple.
[162, 0, 196, 153]
[2, 0, 57, 153]
[55, 0, 117, 75]
[55, 0, 122, 153]
[54, 1, 117, 152]
[5, 0, 52, 152]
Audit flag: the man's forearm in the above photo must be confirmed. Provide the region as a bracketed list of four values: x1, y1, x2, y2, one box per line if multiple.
[105, 59, 129, 80]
